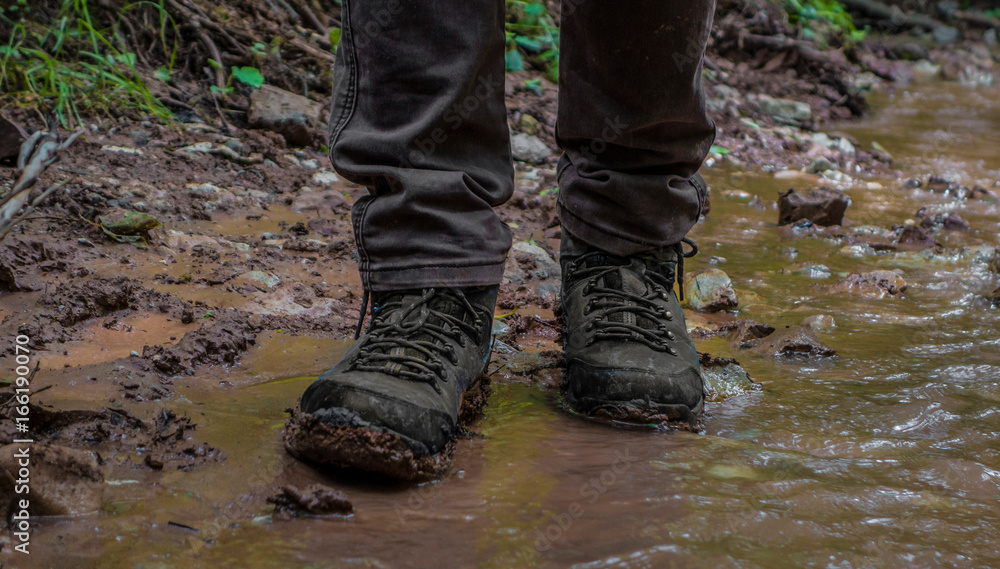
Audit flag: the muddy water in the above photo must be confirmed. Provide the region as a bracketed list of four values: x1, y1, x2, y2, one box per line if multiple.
[20, 82, 1000, 568]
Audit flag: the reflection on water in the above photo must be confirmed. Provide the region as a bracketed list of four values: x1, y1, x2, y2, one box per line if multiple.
[16, 82, 1000, 568]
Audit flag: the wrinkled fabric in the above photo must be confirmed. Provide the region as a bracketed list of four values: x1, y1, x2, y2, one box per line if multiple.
[327, 0, 716, 290]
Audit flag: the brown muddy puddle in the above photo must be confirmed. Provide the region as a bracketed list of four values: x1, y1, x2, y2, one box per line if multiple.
[12, 82, 1000, 568]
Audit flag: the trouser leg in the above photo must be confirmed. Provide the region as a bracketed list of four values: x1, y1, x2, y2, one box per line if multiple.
[328, 0, 513, 291]
[556, 0, 717, 255]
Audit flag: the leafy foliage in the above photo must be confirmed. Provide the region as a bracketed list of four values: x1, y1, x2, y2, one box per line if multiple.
[504, 0, 559, 82]
[0, 0, 175, 126]
[781, 0, 867, 45]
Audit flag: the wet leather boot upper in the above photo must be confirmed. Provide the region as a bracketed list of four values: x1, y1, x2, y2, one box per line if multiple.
[560, 235, 704, 422]
[298, 286, 497, 455]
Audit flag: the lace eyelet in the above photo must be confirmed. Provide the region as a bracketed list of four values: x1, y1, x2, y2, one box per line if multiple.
[666, 331, 675, 340]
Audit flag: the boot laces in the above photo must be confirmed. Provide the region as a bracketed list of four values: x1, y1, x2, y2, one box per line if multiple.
[347, 288, 485, 391]
[568, 238, 698, 354]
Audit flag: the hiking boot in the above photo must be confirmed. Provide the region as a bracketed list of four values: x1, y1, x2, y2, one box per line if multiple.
[285, 286, 498, 480]
[559, 232, 704, 424]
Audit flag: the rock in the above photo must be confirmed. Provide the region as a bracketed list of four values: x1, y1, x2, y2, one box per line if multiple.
[989, 286, 1000, 307]
[777, 187, 850, 227]
[782, 263, 831, 279]
[700, 354, 759, 402]
[0, 444, 104, 517]
[311, 170, 339, 186]
[911, 60, 942, 81]
[726, 319, 776, 348]
[268, 484, 353, 516]
[897, 224, 940, 250]
[747, 325, 836, 359]
[755, 94, 812, 125]
[248, 85, 324, 147]
[510, 133, 552, 164]
[834, 137, 855, 156]
[827, 271, 907, 298]
[932, 26, 960, 45]
[970, 185, 995, 200]
[918, 212, 970, 232]
[802, 314, 836, 331]
[0, 113, 27, 161]
[986, 28, 998, 48]
[804, 157, 833, 174]
[989, 248, 1000, 274]
[870, 141, 893, 163]
[290, 188, 348, 213]
[284, 238, 329, 252]
[503, 241, 561, 300]
[893, 42, 929, 61]
[101, 145, 143, 155]
[235, 270, 281, 291]
[684, 269, 738, 312]
[519, 114, 541, 136]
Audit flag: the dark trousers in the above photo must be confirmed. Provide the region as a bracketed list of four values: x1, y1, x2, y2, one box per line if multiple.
[328, 0, 717, 291]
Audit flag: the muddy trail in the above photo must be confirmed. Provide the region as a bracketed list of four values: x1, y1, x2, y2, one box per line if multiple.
[0, 0, 1000, 562]
[0, 72, 995, 566]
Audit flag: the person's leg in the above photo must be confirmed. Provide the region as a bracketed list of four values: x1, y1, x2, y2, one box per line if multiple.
[557, 0, 717, 423]
[329, 0, 513, 291]
[556, 0, 716, 254]
[287, 0, 510, 479]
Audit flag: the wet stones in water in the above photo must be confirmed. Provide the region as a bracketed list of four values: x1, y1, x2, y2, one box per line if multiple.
[268, 484, 354, 517]
[747, 326, 836, 359]
[699, 354, 760, 402]
[988, 247, 1000, 275]
[917, 211, 970, 232]
[802, 314, 836, 331]
[726, 319, 776, 348]
[684, 269, 738, 312]
[988, 286, 1000, 307]
[823, 270, 907, 298]
[0, 444, 104, 520]
[781, 262, 832, 279]
[777, 187, 850, 227]
[896, 223, 940, 251]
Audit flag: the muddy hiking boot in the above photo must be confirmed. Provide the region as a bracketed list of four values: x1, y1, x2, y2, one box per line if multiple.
[285, 286, 497, 480]
[560, 233, 704, 424]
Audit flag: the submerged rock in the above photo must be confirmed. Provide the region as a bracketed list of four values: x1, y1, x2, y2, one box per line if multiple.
[802, 314, 836, 331]
[826, 271, 907, 298]
[896, 224, 940, 250]
[268, 484, 354, 517]
[747, 326, 836, 359]
[778, 187, 850, 227]
[0, 444, 104, 517]
[726, 319, 776, 348]
[684, 269, 738, 312]
[989, 286, 1000, 308]
[699, 354, 760, 402]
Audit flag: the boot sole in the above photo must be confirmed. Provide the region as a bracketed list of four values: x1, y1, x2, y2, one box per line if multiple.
[283, 373, 491, 482]
[562, 390, 703, 429]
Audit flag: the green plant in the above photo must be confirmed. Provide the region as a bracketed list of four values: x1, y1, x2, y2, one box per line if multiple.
[782, 0, 867, 44]
[504, 0, 559, 82]
[0, 0, 175, 126]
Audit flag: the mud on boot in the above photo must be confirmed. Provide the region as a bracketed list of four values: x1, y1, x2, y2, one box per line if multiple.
[284, 286, 498, 481]
[559, 233, 704, 425]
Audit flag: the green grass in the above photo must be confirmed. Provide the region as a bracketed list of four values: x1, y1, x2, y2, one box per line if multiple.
[504, 0, 559, 82]
[0, 0, 175, 127]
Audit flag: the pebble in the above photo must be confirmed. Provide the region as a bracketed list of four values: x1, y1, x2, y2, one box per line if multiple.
[684, 269, 739, 312]
[802, 314, 836, 331]
[510, 133, 552, 164]
[101, 145, 143, 155]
